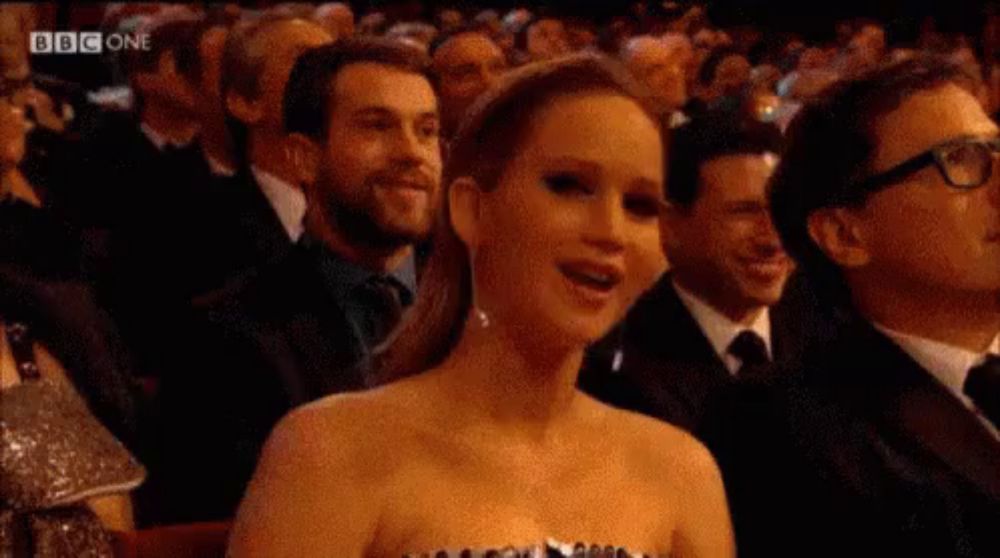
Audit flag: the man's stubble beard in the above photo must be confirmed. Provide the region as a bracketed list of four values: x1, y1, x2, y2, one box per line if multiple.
[316, 165, 435, 252]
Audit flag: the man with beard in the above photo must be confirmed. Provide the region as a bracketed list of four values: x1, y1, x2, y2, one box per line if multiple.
[154, 38, 441, 523]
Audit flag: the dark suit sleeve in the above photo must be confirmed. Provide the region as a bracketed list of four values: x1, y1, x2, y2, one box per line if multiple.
[150, 304, 291, 524]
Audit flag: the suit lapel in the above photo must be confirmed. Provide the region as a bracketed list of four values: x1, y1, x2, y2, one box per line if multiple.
[618, 276, 732, 428]
[840, 324, 1000, 501]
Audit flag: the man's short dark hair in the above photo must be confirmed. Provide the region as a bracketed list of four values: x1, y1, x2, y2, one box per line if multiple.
[667, 108, 783, 208]
[124, 16, 203, 80]
[768, 55, 971, 306]
[284, 38, 434, 142]
[173, 20, 228, 87]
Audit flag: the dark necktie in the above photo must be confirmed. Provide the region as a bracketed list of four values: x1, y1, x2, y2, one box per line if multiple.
[964, 354, 1000, 430]
[728, 330, 772, 380]
[354, 275, 407, 349]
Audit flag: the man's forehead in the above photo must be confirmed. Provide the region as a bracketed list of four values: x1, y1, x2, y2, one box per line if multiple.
[332, 62, 436, 112]
[256, 20, 331, 59]
[871, 83, 998, 166]
[435, 33, 499, 63]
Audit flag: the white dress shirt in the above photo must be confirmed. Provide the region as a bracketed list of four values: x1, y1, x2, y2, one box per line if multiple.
[139, 122, 194, 151]
[250, 166, 307, 242]
[205, 154, 235, 178]
[673, 280, 773, 375]
[875, 323, 1000, 440]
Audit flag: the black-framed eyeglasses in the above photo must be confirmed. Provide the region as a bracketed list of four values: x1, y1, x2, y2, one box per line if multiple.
[856, 135, 1000, 194]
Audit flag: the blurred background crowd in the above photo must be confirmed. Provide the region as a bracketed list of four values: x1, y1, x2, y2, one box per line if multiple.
[0, 1, 998, 557]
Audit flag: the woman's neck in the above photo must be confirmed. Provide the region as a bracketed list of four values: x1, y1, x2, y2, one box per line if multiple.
[434, 316, 585, 443]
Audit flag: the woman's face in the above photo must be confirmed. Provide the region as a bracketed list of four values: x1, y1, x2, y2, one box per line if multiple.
[472, 91, 668, 348]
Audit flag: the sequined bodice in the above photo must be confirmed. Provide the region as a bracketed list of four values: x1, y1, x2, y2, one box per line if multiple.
[403, 538, 660, 558]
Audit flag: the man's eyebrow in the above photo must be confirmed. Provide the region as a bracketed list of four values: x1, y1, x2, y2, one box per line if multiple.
[350, 107, 397, 118]
[350, 107, 440, 121]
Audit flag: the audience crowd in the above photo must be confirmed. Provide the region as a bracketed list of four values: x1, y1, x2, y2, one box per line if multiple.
[0, 1, 998, 557]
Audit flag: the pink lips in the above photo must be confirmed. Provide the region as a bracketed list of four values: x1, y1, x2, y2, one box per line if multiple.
[557, 260, 625, 307]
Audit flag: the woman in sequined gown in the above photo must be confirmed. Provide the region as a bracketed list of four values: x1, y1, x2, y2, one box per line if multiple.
[229, 54, 734, 558]
[0, 319, 145, 557]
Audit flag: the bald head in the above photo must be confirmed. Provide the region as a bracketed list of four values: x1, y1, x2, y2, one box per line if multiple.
[433, 31, 506, 135]
[621, 35, 688, 110]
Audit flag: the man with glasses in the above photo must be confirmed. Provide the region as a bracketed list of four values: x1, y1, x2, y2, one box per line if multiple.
[717, 56, 1000, 557]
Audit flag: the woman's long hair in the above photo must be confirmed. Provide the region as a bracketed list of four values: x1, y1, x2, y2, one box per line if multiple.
[374, 54, 667, 384]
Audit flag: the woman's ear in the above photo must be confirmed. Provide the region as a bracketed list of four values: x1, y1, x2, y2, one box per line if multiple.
[807, 207, 871, 268]
[285, 133, 321, 190]
[448, 176, 482, 251]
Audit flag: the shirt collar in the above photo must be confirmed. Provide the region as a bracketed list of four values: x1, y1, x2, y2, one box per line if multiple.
[313, 242, 417, 306]
[673, 279, 772, 373]
[205, 153, 236, 177]
[873, 323, 1000, 407]
[139, 121, 195, 152]
[250, 165, 307, 242]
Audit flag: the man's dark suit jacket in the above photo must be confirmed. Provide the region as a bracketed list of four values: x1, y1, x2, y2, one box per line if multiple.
[715, 316, 1000, 558]
[151, 242, 398, 524]
[579, 272, 823, 434]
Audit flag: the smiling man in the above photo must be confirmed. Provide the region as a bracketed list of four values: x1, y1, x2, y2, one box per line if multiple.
[723, 55, 1000, 557]
[580, 108, 809, 435]
[155, 38, 441, 523]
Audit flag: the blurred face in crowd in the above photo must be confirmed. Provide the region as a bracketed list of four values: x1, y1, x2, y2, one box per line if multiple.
[250, 20, 332, 131]
[839, 26, 885, 77]
[526, 18, 571, 61]
[0, 14, 28, 79]
[666, 153, 792, 319]
[433, 32, 507, 133]
[797, 47, 830, 71]
[565, 21, 597, 51]
[623, 37, 688, 111]
[0, 102, 26, 168]
[313, 63, 442, 249]
[135, 47, 200, 115]
[313, 3, 355, 40]
[463, 91, 667, 346]
[438, 9, 463, 34]
[712, 53, 751, 98]
[818, 83, 1000, 301]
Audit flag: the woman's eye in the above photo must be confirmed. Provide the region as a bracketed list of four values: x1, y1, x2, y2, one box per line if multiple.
[544, 174, 592, 196]
[624, 194, 662, 219]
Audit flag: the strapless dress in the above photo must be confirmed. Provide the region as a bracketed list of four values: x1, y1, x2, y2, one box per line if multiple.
[403, 537, 659, 557]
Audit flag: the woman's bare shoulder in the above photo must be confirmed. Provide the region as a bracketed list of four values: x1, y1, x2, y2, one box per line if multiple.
[584, 397, 719, 481]
[278, 379, 428, 460]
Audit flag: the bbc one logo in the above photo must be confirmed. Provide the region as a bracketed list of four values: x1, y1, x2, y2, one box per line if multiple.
[30, 32, 151, 55]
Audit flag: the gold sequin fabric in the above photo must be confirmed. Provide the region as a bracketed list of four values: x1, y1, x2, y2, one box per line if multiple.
[25, 509, 115, 558]
[403, 538, 657, 557]
[0, 378, 145, 511]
